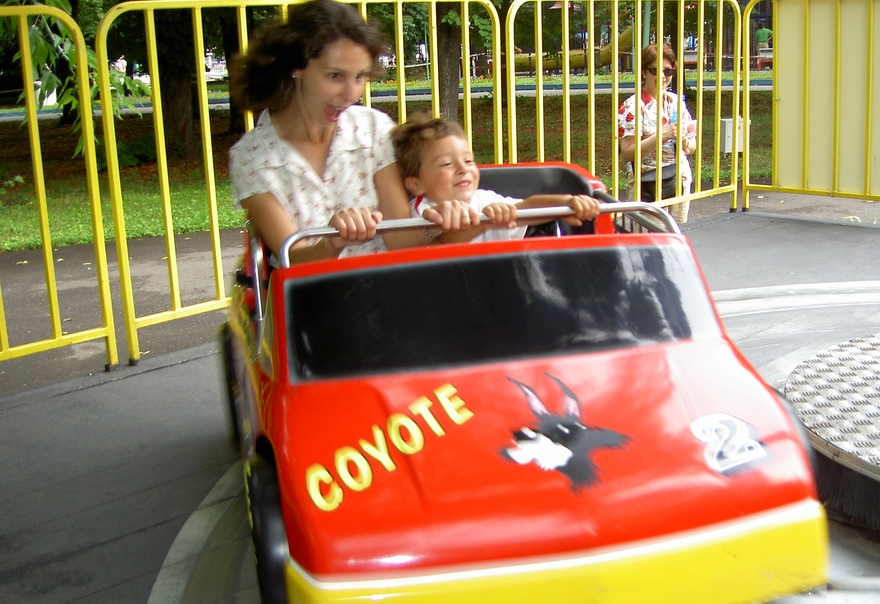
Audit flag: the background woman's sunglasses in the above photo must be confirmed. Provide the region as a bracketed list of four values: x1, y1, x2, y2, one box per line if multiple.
[647, 67, 676, 77]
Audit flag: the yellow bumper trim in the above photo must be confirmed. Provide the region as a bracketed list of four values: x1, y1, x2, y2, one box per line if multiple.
[286, 499, 828, 603]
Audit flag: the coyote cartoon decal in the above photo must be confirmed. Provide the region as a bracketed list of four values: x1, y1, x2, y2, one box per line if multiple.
[503, 375, 630, 490]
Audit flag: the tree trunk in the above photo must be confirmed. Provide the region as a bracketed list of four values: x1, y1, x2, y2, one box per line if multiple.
[57, 0, 80, 126]
[219, 8, 246, 135]
[156, 10, 199, 161]
[56, 57, 76, 126]
[436, 3, 462, 122]
[498, 0, 513, 108]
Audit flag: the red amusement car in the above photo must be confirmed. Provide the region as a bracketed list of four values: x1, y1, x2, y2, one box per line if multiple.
[221, 164, 828, 604]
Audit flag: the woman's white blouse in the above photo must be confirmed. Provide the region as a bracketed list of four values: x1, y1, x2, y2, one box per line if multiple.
[229, 105, 397, 257]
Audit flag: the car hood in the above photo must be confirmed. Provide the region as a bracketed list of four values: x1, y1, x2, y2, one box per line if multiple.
[269, 338, 816, 576]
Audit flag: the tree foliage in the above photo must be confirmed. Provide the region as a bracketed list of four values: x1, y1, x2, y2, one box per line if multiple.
[1, 0, 149, 154]
[0, 174, 25, 195]
[2, 0, 734, 161]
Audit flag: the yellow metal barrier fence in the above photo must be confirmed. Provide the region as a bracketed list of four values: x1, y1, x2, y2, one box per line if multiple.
[93, 0, 508, 363]
[503, 0, 743, 213]
[96, 1, 243, 364]
[743, 0, 880, 208]
[0, 5, 117, 368]
[2, 0, 805, 371]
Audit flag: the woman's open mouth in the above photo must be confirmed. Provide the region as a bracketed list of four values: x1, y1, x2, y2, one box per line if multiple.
[325, 105, 346, 122]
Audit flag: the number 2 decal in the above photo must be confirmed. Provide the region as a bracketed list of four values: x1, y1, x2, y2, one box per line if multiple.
[691, 414, 767, 474]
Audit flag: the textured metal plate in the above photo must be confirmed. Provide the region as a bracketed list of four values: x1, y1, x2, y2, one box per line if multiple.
[785, 334, 880, 474]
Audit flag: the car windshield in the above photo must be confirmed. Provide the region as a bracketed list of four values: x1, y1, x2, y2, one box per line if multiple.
[286, 245, 720, 380]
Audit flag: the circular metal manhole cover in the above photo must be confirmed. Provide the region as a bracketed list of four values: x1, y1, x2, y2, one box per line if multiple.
[785, 333, 880, 475]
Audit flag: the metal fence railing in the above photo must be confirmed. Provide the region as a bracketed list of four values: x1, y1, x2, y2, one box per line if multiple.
[0, 5, 117, 369]
[742, 0, 880, 208]
[9, 0, 870, 372]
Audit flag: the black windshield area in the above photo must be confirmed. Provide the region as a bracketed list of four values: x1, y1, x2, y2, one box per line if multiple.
[286, 245, 719, 380]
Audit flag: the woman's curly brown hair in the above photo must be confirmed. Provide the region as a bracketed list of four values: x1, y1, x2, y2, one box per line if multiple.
[229, 0, 387, 112]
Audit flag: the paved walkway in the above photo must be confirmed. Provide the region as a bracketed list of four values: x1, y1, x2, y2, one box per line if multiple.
[2, 191, 880, 602]
[0, 228, 245, 396]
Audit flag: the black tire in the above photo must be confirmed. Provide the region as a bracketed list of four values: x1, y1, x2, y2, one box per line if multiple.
[245, 456, 289, 604]
[219, 322, 243, 451]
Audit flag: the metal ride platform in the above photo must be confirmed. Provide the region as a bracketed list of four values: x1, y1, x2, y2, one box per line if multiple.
[786, 333, 880, 530]
[4, 207, 880, 603]
[787, 333, 880, 469]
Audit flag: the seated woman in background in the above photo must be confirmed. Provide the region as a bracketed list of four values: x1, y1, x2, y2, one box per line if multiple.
[228, 0, 474, 265]
[618, 43, 697, 223]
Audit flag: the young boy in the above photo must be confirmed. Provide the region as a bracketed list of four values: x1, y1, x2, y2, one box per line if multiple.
[391, 113, 601, 243]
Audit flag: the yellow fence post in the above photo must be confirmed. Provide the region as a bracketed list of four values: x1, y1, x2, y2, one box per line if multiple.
[745, 0, 880, 206]
[95, 1, 255, 364]
[15, 0, 879, 371]
[0, 5, 118, 369]
[501, 0, 740, 213]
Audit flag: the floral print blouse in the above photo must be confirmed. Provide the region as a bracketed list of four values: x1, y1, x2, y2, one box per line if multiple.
[229, 105, 397, 257]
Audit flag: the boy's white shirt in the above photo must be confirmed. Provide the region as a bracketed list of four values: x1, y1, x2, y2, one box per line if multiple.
[411, 189, 528, 242]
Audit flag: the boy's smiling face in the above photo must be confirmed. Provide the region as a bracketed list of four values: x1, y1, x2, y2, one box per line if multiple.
[404, 135, 480, 202]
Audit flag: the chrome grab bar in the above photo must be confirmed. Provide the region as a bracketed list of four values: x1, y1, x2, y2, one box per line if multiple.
[278, 201, 680, 268]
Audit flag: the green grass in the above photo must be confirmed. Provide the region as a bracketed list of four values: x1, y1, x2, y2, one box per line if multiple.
[371, 70, 771, 90]
[0, 89, 772, 252]
[0, 170, 241, 251]
[373, 88, 771, 185]
[0, 109, 245, 251]
[0, 85, 230, 116]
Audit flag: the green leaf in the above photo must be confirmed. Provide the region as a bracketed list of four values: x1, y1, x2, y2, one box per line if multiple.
[7, 2, 156, 158]
[0, 175, 25, 196]
[42, 71, 61, 90]
[45, 0, 73, 14]
[31, 37, 50, 67]
[440, 11, 462, 27]
[56, 88, 77, 106]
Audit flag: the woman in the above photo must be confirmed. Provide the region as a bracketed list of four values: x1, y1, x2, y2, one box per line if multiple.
[618, 43, 697, 223]
[228, 0, 475, 264]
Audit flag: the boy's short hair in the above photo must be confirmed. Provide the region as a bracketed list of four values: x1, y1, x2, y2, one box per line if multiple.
[391, 113, 466, 179]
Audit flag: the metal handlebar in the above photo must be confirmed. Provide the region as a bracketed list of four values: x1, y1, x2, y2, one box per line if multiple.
[278, 201, 680, 268]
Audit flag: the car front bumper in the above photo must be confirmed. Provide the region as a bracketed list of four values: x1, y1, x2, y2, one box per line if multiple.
[285, 498, 828, 603]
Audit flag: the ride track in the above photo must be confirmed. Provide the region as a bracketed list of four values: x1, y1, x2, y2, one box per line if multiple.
[3, 195, 880, 603]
